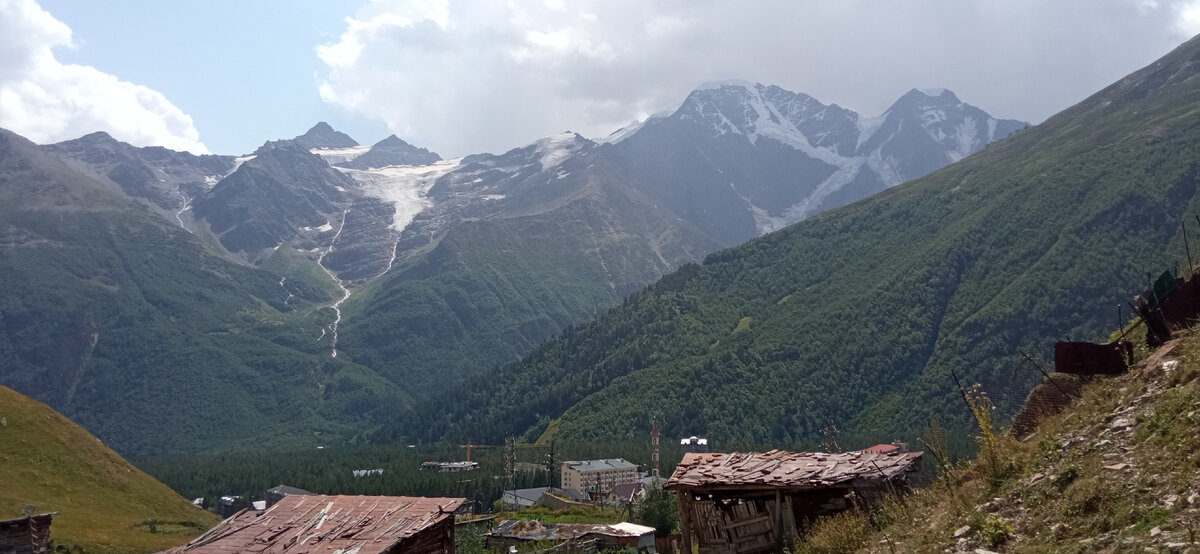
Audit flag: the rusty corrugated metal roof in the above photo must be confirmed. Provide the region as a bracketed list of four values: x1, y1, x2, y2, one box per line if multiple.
[664, 449, 922, 490]
[862, 444, 899, 454]
[157, 494, 464, 554]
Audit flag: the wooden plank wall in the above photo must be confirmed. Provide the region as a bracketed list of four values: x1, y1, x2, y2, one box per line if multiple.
[683, 497, 792, 554]
[0, 516, 52, 554]
[388, 516, 456, 554]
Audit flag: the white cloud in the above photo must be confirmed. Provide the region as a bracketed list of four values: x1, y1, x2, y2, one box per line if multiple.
[318, 0, 1196, 157]
[1176, 1, 1200, 35]
[0, 0, 208, 154]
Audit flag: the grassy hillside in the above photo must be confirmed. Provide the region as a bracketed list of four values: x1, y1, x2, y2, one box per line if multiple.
[795, 325, 1200, 553]
[0, 385, 218, 553]
[390, 35, 1200, 447]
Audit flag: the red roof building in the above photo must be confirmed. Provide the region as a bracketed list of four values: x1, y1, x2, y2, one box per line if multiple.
[862, 443, 900, 454]
[157, 494, 465, 554]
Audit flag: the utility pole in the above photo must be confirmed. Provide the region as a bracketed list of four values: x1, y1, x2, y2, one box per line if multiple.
[545, 440, 558, 489]
[651, 416, 661, 479]
[504, 436, 515, 494]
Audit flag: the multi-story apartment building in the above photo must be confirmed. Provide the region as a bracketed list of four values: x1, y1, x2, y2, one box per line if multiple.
[560, 459, 638, 493]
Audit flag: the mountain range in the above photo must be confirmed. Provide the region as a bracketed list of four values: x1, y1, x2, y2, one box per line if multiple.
[391, 34, 1200, 447]
[0, 80, 1025, 455]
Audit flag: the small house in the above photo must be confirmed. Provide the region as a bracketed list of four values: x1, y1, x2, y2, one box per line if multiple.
[500, 487, 551, 509]
[157, 494, 465, 554]
[216, 495, 241, 518]
[665, 449, 922, 553]
[487, 520, 657, 552]
[681, 436, 710, 453]
[0, 512, 55, 554]
[861, 442, 908, 454]
[420, 461, 479, 472]
[265, 484, 313, 507]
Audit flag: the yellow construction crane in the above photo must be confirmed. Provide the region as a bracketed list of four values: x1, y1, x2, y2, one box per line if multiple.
[459, 440, 548, 461]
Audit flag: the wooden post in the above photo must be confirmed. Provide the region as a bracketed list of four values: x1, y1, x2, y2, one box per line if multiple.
[774, 490, 783, 552]
[676, 490, 693, 554]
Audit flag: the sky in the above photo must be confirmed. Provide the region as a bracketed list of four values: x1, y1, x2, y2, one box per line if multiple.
[1, 0, 1198, 157]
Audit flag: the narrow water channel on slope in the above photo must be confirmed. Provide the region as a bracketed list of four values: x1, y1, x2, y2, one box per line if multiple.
[316, 209, 352, 358]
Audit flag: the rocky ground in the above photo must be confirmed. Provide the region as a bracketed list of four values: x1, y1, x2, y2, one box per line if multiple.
[797, 327, 1200, 554]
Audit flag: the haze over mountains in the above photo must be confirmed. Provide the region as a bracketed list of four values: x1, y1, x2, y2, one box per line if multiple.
[395, 35, 1200, 446]
[0, 81, 1026, 455]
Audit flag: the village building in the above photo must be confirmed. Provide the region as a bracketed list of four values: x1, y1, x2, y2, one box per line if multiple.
[157, 494, 465, 554]
[560, 458, 638, 495]
[487, 520, 657, 552]
[665, 449, 922, 554]
[681, 436, 710, 453]
[607, 482, 647, 507]
[861, 442, 909, 455]
[499, 487, 590, 510]
[500, 487, 551, 510]
[265, 484, 313, 507]
[419, 461, 479, 472]
[0, 512, 55, 554]
[215, 495, 241, 518]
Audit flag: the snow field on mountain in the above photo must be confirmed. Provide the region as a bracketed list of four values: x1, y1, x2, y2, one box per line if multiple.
[339, 159, 462, 231]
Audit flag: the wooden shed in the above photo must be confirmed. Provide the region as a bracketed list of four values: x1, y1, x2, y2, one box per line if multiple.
[0, 512, 55, 554]
[156, 494, 464, 554]
[665, 450, 922, 554]
[487, 520, 657, 552]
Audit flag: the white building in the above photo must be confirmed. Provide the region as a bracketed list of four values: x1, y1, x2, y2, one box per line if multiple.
[681, 436, 709, 453]
[560, 459, 638, 493]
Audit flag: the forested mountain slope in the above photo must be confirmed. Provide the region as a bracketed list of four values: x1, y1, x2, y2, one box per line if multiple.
[0, 81, 1036, 458]
[0, 385, 218, 553]
[0, 129, 410, 456]
[337, 136, 723, 396]
[393, 35, 1200, 447]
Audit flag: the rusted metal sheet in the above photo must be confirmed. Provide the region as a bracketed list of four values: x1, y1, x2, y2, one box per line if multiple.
[156, 495, 464, 554]
[1053, 340, 1133, 376]
[663, 450, 922, 491]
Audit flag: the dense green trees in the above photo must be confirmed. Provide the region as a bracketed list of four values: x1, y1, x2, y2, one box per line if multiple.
[383, 37, 1200, 451]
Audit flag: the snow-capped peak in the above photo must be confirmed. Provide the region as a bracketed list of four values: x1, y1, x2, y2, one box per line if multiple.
[694, 79, 761, 92]
[598, 106, 678, 144]
[534, 131, 589, 170]
[899, 87, 962, 105]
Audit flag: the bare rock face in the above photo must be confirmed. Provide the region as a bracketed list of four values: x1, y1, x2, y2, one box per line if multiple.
[291, 122, 359, 149]
[336, 135, 441, 170]
[320, 197, 400, 282]
[191, 141, 355, 254]
[42, 131, 235, 210]
[609, 83, 1025, 243]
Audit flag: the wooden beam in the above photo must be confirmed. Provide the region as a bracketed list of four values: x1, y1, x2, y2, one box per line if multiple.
[774, 489, 783, 552]
[723, 514, 771, 530]
[676, 491, 693, 554]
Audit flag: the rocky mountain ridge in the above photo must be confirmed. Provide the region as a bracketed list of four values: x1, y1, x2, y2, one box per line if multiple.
[608, 82, 1026, 242]
[386, 34, 1200, 448]
[1, 81, 1025, 456]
